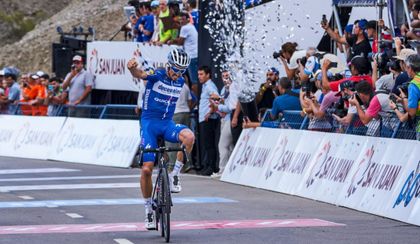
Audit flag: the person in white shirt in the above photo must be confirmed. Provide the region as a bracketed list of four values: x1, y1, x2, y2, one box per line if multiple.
[168, 11, 199, 96]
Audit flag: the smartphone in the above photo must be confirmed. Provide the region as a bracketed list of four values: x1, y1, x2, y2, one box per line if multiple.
[329, 62, 338, 68]
[48, 85, 54, 91]
[71, 64, 76, 70]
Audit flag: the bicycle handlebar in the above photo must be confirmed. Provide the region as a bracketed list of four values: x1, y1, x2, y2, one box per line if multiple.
[140, 146, 186, 153]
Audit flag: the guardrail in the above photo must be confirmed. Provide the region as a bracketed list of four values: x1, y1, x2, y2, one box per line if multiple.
[11, 103, 138, 120]
[261, 109, 418, 140]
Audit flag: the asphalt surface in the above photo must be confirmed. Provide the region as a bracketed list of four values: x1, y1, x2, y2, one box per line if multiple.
[0, 156, 419, 244]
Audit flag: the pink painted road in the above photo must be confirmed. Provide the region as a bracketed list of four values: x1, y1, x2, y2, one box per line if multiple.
[0, 219, 345, 235]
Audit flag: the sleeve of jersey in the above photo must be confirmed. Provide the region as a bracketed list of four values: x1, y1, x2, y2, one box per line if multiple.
[408, 83, 420, 109]
[145, 74, 159, 84]
[145, 17, 154, 33]
[365, 96, 381, 118]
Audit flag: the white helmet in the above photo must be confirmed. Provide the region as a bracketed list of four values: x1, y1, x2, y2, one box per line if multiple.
[167, 48, 191, 70]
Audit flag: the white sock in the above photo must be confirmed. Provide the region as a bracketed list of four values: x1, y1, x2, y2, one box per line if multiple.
[171, 160, 184, 177]
[144, 197, 152, 213]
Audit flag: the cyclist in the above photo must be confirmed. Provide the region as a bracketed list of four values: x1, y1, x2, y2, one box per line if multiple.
[127, 48, 195, 230]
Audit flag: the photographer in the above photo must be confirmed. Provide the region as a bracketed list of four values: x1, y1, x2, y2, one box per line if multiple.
[44, 77, 68, 116]
[333, 81, 358, 126]
[300, 80, 333, 132]
[402, 54, 420, 140]
[392, 48, 417, 94]
[275, 42, 306, 80]
[322, 56, 372, 92]
[349, 81, 397, 136]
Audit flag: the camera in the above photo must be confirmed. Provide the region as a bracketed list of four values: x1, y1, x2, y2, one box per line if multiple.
[389, 94, 399, 104]
[71, 64, 76, 70]
[329, 62, 338, 68]
[297, 56, 308, 66]
[273, 50, 283, 59]
[331, 97, 348, 118]
[352, 93, 364, 105]
[302, 83, 313, 98]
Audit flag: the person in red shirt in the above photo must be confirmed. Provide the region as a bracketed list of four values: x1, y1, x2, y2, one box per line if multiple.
[322, 56, 373, 92]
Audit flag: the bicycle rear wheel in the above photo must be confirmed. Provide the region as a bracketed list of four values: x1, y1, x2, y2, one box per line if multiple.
[159, 167, 171, 242]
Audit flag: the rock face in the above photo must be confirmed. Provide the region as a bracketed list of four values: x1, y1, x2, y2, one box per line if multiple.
[0, 0, 127, 76]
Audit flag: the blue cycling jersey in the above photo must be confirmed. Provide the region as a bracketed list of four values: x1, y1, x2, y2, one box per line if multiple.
[141, 69, 185, 120]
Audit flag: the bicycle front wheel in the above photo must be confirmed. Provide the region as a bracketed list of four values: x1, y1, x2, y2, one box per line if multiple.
[159, 167, 171, 242]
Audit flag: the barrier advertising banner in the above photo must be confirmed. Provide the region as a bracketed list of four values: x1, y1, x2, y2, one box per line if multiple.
[87, 41, 173, 92]
[49, 118, 140, 168]
[0, 115, 66, 160]
[221, 128, 420, 226]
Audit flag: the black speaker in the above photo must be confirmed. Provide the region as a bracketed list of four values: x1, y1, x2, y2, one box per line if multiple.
[52, 43, 74, 79]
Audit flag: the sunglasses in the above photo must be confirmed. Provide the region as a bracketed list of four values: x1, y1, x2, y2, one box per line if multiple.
[170, 66, 186, 75]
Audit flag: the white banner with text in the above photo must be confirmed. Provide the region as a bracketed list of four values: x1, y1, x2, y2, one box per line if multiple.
[221, 128, 420, 226]
[87, 41, 173, 92]
[49, 118, 140, 168]
[0, 115, 66, 160]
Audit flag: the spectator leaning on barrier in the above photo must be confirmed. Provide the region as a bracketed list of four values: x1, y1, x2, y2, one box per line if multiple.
[44, 77, 68, 116]
[402, 54, 420, 140]
[198, 66, 220, 176]
[0, 68, 20, 114]
[169, 11, 199, 96]
[270, 77, 301, 120]
[349, 80, 397, 136]
[63, 55, 93, 107]
[332, 80, 358, 126]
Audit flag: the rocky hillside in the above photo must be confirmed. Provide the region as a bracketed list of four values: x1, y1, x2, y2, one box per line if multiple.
[0, 0, 127, 75]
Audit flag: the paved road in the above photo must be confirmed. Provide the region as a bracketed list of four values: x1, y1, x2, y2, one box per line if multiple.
[0, 156, 419, 244]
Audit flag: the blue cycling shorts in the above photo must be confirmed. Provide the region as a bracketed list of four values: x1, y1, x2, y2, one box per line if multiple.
[140, 118, 188, 162]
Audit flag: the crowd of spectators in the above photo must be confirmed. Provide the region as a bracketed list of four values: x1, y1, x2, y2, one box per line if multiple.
[0, 55, 93, 117]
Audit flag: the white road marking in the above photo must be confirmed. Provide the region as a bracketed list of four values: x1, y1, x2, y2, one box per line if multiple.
[0, 175, 139, 182]
[114, 239, 134, 244]
[65, 213, 83, 219]
[0, 168, 79, 175]
[0, 183, 139, 192]
[18, 196, 34, 200]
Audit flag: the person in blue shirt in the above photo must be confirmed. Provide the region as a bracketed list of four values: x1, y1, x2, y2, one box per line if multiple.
[188, 0, 199, 31]
[270, 77, 301, 119]
[127, 48, 195, 230]
[135, 2, 155, 42]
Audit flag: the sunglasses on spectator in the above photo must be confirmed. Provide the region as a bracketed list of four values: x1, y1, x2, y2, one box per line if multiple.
[170, 66, 186, 75]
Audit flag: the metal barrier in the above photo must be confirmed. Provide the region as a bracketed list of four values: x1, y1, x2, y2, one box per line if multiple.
[100, 105, 138, 120]
[261, 109, 418, 140]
